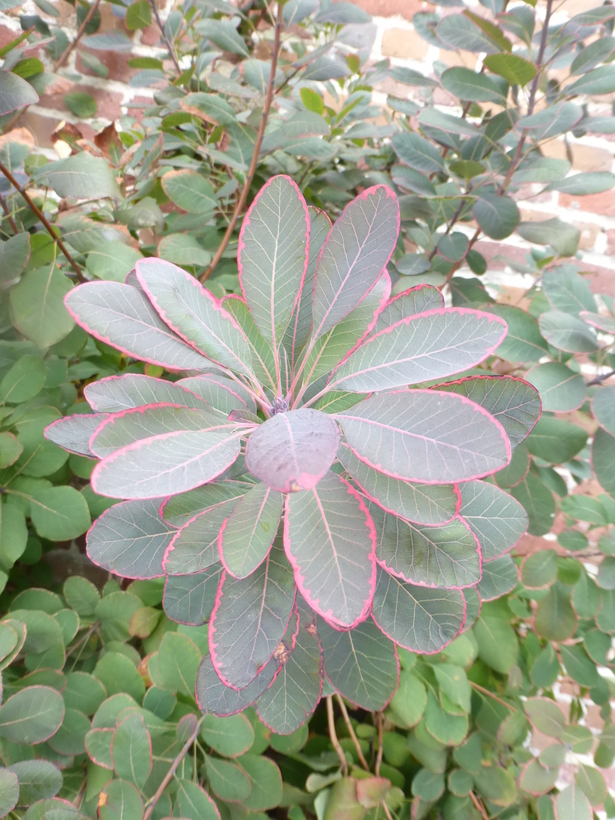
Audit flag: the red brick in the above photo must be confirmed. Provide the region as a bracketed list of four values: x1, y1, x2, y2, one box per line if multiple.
[76, 49, 135, 84]
[560, 189, 615, 216]
[39, 84, 124, 122]
[348, 0, 427, 21]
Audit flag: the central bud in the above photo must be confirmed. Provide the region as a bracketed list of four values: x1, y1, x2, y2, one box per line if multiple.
[270, 396, 289, 415]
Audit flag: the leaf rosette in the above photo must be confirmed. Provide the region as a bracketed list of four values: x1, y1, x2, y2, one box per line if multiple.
[46, 175, 540, 733]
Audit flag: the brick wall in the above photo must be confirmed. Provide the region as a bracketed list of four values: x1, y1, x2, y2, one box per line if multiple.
[1, 0, 614, 299]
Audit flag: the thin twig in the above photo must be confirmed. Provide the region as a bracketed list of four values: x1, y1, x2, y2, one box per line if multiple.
[588, 368, 615, 385]
[326, 696, 348, 775]
[143, 717, 203, 820]
[55, 0, 103, 70]
[469, 790, 490, 820]
[149, 0, 182, 75]
[336, 694, 370, 770]
[375, 712, 384, 777]
[200, 1, 283, 282]
[470, 681, 518, 711]
[0, 191, 19, 234]
[0, 160, 84, 279]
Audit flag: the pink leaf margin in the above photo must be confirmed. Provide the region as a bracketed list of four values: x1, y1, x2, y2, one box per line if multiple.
[282, 473, 378, 632]
[83, 372, 211, 413]
[374, 513, 484, 591]
[339, 388, 513, 486]
[237, 174, 311, 351]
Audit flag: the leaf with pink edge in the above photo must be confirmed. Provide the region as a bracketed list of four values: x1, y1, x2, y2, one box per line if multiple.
[319, 616, 398, 711]
[177, 373, 256, 415]
[86, 498, 175, 579]
[209, 539, 295, 689]
[91, 425, 244, 500]
[311, 185, 399, 340]
[336, 390, 510, 484]
[371, 566, 466, 654]
[283, 206, 331, 367]
[238, 175, 309, 354]
[338, 443, 459, 526]
[163, 495, 243, 575]
[135, 257, 254, 378]
[64, 281, 211, 371]
[255, 600, 322, 735]
[45, 413, 109, 457]
[195, 654, 279, 717]
[90, 404, 226, 458]
[163, 565, 223, 625]
[284, 470, 376, 629]
[375, 285, 444, 331]
[369, 502, 482, 589]
[592, 386, 615, 435]
[435, 375, 541, 449]
[219, 482, 283, 578]
[329, 308, 507, 392]
[458, 480, 528, 562]
[84, 374, 211, 413]
[161, 480, 251, 527]
[245, 408, 340, 492]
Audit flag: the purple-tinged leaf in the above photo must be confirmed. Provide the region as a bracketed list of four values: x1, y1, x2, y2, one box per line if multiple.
[435, 375, 541, 448]
[299, 272, 390, 389]
[329, 308, 507, 392]
[311, 185, 400, 340]
[163, 495, 243, 574]
[64, 282, 210, 371]
[209, 540, 296, 689]
[219, 483, 283, 578]
[370, 503, 482, 589]
[319, 616, 399, 711]
[45, 413, 109, 457]
[372, 566, 466, 654]
[238, 175, 309, 351]
[458, 480, 527, 562]
[91, 426, 244, 500]
[178, 374, 256, 415]
[477, 554, 517, 602]
[580, 311, 615, 333]
[196, 654, 279, 716]
[338, 443, 459, 526]
[163, 565, 223, 625]
[245, 408, 340, 493]
[84, 374, 211, 413]
[255, 600, 322, 734]
[90, 404, 227, 459]
[336, 390, 511, 484]
[223, 296, 278, 393]
[284, 207, 331, 368]
[86, 498, 175, 579]
[375, 285, 444, 332]
[161, 481, 251, 527]
[284, 471, 376, 629]
[135, 258, 255, 378]
[461, 587, 481, 633]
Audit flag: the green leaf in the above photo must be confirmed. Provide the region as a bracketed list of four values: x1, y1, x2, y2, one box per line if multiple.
[0, 686, 64, 744]
[0, 502, 28, 569]
[112, 713, 152, 789]
[29, 486, 91, 541]
[592, 386, 615, 435]
[40, 153, 120, 199]
[236, 755, 283, 812]
[534, 585, 577, 641]
[300, 87, 324, 114]
[547, 171, 615, 195]
[0, 232, 30, 284]
[388, 670, 427, 728]
[433, 663, 471, 712]
[201, 712, 254, 757]
[392, 132, 444, 175]
[484, 53, 536, 84]
[521, 549, 558, 588]
[526, 417, 587, 463]
[204, 755, 252, 802]
[0, 769, 18, 817]
[158, 234, 212, 268]
[526, 363, 586, 412]
[194, 18, 249, 56]
[125, 0, 151, 29]
[441, 67, 506, 102]
[437, 12, 511, 52]
[9, 267, 75, 348]
[0, 354, 45, 403]
[154, 631, 200, 697]
[94, 654, 145, 701]
[0, 69, 38, 116]
[161, 169, 217, 214]
[219, 482, 282, 578]
[567, 65, 615, 96]
[8, 760, 63, 803]
[542, 266, 596, 315]
[86, 241, 142, 283]
[593, 427, 615, 496]
[99, 779, 144, 820]
[517, 218, 580, 257]
[473, 194, 519, 240]
[473, 615, 518, 673]
[64, 92, 97, 118]
[473, 765, 517, 807]
[555, 784, 592, 820]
